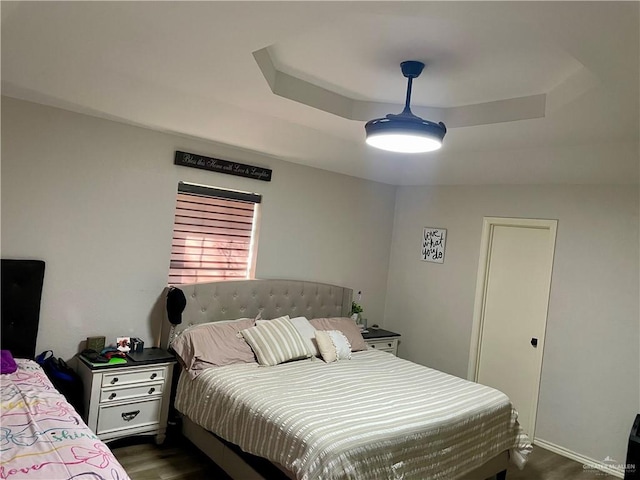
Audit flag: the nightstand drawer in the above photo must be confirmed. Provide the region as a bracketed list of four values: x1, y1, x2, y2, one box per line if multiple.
[97, 398, 161, 434]
[367, 339, 398, 352]
[362, 329, 401, 357]
[100, 382, 164, 404]
[101, 367, 165, 387]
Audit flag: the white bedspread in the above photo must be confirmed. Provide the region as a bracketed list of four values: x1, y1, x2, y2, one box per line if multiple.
[176, 350, 531, 480]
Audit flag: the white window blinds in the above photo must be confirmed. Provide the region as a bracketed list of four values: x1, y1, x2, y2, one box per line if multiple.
[168, 182, 261, 285]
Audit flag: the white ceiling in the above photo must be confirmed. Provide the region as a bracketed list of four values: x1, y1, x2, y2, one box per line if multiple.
[2, 1, 638, 185]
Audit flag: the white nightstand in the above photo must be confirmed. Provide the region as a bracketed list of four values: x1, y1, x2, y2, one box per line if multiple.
[362, 329, 401, 356]
[77, 349, 175, 444]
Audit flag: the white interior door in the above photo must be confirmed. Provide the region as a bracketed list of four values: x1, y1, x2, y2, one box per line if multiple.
[469, 217, 557, 438]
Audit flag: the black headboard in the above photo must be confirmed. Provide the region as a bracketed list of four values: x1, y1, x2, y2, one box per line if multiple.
[1, 259, 46, 359]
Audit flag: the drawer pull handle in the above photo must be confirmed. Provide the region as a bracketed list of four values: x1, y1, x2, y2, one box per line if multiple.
[388, 343, 392, 347]
[371, 344, 376, 348]
[110, 377, 119, 384]
[148, 387, 155, 394]
[121, 410, 140, 422]
[108, 393, 117, 400]
[150, 373, 157, 379]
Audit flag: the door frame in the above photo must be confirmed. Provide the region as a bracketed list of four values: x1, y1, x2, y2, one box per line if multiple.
[467, 217, 557, 437]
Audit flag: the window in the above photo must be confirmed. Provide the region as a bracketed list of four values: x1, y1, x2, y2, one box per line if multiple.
[168, 182, 261, 285]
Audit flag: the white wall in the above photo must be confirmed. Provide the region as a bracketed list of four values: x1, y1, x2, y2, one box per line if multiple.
[1, 97, 396, 359]
[384, 184, 639, 467]
[4, 95, 638, 470]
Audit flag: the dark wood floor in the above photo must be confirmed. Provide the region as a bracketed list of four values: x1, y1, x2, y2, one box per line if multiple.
[506, 447, 617, 480]
[111, 436, 618, 480]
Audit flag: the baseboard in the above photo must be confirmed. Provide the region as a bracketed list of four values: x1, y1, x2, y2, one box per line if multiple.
[533, 437, 625, 479]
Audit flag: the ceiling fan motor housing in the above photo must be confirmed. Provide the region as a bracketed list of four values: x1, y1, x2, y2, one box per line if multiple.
[365, 117, 446, 140]
[400, 61, 425, 79]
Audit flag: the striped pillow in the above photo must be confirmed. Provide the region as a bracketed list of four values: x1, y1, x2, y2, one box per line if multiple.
[240, 316, 313, 366]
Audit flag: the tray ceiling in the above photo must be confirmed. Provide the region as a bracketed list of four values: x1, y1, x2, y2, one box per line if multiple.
[1, 1, 638, 185]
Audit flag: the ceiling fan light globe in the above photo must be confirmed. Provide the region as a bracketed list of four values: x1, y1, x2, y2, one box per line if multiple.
[366, 133, 443, 153]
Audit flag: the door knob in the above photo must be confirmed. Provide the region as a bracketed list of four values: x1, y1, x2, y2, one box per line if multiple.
[531, 338, 538, 347]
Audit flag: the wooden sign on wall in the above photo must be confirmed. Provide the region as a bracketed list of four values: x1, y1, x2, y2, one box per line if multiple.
[174, 151, 272, 182]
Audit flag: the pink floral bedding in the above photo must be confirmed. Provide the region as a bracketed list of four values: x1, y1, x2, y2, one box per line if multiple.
[0, 359, 130, 480]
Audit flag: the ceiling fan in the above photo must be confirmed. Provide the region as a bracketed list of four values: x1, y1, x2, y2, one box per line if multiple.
[364, 61, 447, 154]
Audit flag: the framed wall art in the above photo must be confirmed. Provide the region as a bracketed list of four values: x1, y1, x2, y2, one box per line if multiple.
[421, 227, 447, 264]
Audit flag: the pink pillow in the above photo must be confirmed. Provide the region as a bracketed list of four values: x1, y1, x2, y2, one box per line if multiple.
[170, 318, 256, 378]
[309, 317, 367, 351]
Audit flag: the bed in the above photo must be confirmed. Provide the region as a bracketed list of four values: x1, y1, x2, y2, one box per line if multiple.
[161, 279, 531, 480]
[0, 259, 130, 480]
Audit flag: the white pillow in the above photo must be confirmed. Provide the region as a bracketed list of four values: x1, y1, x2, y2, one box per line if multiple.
[240, 316, 313, 366]
[289, 316, 320, 357]
[315, 330, 352, 363]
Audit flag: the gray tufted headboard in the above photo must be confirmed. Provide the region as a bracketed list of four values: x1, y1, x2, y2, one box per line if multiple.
[160, 279, 353, 348]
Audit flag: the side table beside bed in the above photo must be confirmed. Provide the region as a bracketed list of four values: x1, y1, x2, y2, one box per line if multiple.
[77, 347, 176, 444]
[362, 328, 401, 355]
